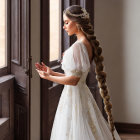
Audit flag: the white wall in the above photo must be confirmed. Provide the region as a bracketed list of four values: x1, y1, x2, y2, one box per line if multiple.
[95, 0, 140, 124]
[30, 0, 40, 139]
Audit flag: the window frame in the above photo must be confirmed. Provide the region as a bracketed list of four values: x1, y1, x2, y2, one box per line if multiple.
[0, 0, 11, 77]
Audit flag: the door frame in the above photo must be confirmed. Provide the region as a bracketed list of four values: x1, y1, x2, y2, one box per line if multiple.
[40, 0, 50, 139]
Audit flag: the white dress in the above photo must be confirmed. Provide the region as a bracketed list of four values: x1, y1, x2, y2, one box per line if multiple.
[50, 40, 121, 140]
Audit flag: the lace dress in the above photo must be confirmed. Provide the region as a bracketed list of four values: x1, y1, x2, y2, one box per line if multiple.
[50, 40, 121, 140]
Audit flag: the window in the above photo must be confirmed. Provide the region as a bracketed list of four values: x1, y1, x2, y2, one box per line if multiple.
[0, 0, 7, 68]
[49, 0, 61, 62]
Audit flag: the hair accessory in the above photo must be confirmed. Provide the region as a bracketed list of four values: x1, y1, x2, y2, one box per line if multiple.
[66, 8, 89, 19]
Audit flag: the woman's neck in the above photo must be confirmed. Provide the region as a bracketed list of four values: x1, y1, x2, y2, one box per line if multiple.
[76, 31, 86, 41]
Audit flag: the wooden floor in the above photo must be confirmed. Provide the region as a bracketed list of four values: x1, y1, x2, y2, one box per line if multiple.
[119, 133, 140, 140]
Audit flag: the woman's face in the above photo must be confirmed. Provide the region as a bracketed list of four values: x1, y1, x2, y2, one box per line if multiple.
[63, 14, 78, 36]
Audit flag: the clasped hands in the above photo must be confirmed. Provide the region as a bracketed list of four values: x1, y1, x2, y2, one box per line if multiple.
[35, 62, 53, 79]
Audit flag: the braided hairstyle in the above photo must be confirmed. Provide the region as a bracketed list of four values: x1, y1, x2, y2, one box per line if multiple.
[63, 5, 116, 140]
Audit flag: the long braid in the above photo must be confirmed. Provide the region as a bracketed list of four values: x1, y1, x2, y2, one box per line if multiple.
[64, 5, 116, 140]
[80, 21, 116, 140]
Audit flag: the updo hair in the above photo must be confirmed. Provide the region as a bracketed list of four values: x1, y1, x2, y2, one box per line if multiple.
[64, 5, 116, 140]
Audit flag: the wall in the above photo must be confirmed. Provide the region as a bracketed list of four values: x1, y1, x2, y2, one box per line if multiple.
[95, 0, 140, 124]
[30, 0, 40, 139]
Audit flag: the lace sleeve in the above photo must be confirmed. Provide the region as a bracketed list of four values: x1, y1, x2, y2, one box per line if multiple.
[61, 41, 90, 77]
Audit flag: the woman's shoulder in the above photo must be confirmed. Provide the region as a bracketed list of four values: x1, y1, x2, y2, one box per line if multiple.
[72, 39, 90, 48]
[71, 40, 80, 47]
[70, 40, 83, 50]
[65, 40, 86, 53]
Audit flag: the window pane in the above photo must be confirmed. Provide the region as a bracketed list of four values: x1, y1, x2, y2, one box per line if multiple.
[49, 0, 60, 61]
[0, 0, 7, 68]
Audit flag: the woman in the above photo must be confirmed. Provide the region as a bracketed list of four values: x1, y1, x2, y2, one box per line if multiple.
[35, 5, 121, 140]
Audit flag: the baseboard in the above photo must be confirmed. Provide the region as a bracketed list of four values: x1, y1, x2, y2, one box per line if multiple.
[115, 122, 140, 134]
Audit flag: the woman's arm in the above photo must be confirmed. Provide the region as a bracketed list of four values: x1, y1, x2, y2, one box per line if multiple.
[51, 71, 65, 77]
[37, 70, 80, 86]
[35, 62, 65, 77]
[47, 75, 80, 85]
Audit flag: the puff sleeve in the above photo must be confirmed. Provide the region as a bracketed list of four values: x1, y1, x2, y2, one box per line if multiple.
[61, 41, 90, 77]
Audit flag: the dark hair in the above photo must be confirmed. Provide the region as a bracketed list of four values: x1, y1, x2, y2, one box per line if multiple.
[64, 5, 116, 140]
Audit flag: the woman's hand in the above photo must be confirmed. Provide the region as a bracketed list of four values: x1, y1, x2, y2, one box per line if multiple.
[36, 69, 50, 79]
[35, 62, 54, 75]
[35, 62, 47, 71]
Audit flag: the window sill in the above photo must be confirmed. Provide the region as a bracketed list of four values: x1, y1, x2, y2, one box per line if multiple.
[0, 118, 9, 126]
[0, 75, 15, 85]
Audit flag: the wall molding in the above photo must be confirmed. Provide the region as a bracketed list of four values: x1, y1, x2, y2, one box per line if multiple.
[115, 122, 140, 134]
